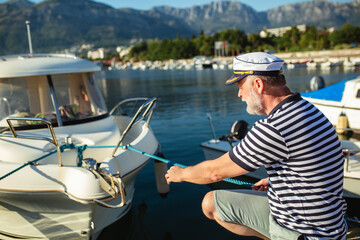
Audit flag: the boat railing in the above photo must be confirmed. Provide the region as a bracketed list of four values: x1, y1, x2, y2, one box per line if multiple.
[0, 117, 63, 166]
[336, 127, 360, 134]
[343, 148, 360, 177]
[110, 97, 157, 157]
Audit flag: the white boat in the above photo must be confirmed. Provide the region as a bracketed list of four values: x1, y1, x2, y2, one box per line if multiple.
[285, 62, 306, 69]
[306, 61, 320, 69]
[0, 53, 160, 239]
[301, 76, 360, 132]
[200, 120, 360, 200]
[320, 60, 342, 68]
[200, 119, 267, 182]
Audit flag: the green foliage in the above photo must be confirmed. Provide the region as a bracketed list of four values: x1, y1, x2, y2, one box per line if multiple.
[329, 23, 360, 46]
[128, 23, 359, 61]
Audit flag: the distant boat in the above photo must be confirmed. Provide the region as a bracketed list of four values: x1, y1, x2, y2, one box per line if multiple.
[320, 60, 342, 68]
[285, 62, 306, 69]
[344, 58, 360, 68]
[301, 76, 360, 132]
[306, 61, 320, 69]
[193, 56, 213, 70]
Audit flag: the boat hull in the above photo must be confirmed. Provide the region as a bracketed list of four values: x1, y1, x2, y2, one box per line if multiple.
[303, 98, 360, 131]
[301, 76, 360, 131]
[0, 169, 139, 240]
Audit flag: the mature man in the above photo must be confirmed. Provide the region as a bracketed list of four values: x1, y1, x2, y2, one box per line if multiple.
[165, 52, 347, 239]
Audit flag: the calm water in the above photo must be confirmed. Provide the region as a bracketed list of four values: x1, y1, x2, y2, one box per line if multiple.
[95, 66, 360, 240]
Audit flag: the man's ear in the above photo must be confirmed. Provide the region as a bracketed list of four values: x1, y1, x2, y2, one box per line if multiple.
[253, 77, 265, 94]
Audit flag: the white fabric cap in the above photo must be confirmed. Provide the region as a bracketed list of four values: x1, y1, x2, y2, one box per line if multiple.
[226, 52, 284, 85]
[233, 52, 284, 71]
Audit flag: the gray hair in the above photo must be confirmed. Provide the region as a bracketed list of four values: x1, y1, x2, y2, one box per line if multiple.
[247, 74, 286, 86]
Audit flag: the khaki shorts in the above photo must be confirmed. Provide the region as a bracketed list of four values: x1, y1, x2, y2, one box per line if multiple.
[213, 189, 302, 240]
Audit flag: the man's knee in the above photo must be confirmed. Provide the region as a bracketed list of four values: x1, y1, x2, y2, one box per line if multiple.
[202, 191, 217, 220]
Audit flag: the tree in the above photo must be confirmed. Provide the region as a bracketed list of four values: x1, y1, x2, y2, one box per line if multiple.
[127, 24, 358, 61]
[299, 25, 318, 49]
[129, 41, 148, 60]
[330, 23, 360, 45]
[214, 29, 248, 54]
[278, 26, 302, 51]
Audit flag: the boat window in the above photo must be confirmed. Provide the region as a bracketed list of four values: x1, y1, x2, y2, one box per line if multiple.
[0, 76, 54, 128]
[51, 73, 107, 123]
[0, 73, 107, 129]
[357, 89, 360, 98]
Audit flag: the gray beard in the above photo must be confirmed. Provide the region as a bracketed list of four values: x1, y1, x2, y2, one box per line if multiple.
[246, 86, 264, 115]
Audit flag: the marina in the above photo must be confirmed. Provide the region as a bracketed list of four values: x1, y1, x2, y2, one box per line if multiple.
[107, 49, 360, 71]
[0, 22, 359, 238]
[0, 0, 359, 237]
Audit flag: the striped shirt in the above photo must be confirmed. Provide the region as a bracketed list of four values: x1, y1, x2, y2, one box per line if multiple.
[229, 93, 347, 239]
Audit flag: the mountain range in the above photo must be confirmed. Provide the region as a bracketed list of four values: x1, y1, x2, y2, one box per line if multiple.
[0, 0, 359, 55]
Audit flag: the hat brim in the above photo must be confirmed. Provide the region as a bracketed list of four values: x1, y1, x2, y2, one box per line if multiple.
[225, 74, 249, 85]
[225, 70, 281, 85]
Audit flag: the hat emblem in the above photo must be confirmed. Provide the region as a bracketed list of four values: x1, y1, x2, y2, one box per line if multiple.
[234, 70, 254, 75]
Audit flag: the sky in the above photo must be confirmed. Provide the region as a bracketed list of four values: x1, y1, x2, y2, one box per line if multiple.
[0, 0, 354, 12]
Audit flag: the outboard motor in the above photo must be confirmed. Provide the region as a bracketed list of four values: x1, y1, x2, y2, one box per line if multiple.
[227, 120, 249, 140]
[219, 120, 249, 147]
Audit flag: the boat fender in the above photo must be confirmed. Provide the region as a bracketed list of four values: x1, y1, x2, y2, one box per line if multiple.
[154, 152, 170, 199]
[310, 75, 325, 91]
[227, 120, 249, 140]
[336, 112, 348, 134]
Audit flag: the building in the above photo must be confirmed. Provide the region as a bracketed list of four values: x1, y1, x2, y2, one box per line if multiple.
[87, 48, 107, 60]
[260, 24, 306, 38]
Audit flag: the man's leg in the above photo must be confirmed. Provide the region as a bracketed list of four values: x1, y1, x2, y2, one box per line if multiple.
[201, 190, 270, 240]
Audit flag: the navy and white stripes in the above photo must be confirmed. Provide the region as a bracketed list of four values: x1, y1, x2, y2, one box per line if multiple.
[229, 93, 347, 239]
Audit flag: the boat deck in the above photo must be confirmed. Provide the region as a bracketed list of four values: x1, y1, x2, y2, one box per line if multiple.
[301, 79, 347, 102]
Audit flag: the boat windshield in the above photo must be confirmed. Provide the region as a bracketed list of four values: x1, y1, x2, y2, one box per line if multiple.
[0, 72, 107, 129]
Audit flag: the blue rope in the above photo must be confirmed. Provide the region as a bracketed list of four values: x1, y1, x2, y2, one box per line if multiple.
[0, 143, 254, 188]
[125, 145, 187, 168]
[124, 145, 253, 188]
[0, 149, 57, 181]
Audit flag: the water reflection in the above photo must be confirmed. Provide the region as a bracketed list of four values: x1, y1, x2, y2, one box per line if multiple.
[98, 203, 158, 240]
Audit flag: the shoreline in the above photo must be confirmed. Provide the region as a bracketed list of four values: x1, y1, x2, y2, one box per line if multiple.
[108, 48, 360, 70]
[214, 48, 360, 64]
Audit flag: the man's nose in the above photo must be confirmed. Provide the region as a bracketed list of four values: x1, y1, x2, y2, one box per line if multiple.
[238, 89, 242, 98]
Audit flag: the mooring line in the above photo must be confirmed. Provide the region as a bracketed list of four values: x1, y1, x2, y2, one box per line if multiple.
[124, 145, 254, 188]
[0, 143, 254, 188]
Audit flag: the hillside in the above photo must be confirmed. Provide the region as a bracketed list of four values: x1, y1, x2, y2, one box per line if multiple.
[0, 0, 359, 55]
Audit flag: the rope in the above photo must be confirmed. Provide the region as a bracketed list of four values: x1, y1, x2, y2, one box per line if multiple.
[0, 143, 254, 188]
[0, 149, 57, 181]
[125, 145, 253, 188]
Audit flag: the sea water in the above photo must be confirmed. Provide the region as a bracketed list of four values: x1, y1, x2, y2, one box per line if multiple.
[95, 66, 360, 240]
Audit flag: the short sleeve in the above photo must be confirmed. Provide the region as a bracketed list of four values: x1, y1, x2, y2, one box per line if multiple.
[229, 120, 289, 171]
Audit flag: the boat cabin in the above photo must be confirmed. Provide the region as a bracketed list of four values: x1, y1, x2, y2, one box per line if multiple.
[0, 54, 107, 130]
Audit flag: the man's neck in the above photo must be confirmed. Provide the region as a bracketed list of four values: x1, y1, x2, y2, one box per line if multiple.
[263, 86, 292, 115]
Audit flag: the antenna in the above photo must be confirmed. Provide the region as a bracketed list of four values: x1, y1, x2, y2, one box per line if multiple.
[206, 113, 217, 140]
[25, 20, 33, 56]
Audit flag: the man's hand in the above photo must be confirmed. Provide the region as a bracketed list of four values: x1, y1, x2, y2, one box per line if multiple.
[252, 177, 269, 191]
[164, 153, 249, 185]
[165, 166, 184, 184]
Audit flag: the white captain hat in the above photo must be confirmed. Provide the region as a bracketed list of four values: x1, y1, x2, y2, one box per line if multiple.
[226, 52, 284, 85]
